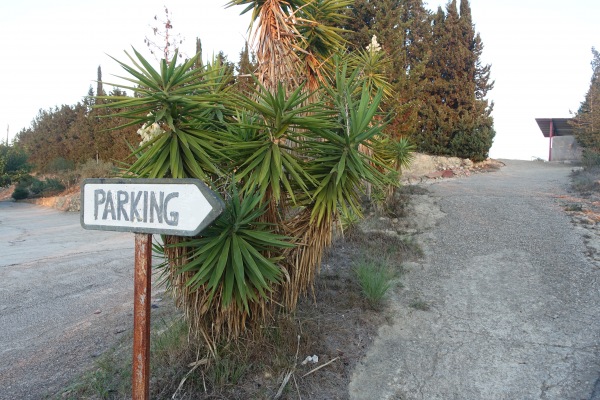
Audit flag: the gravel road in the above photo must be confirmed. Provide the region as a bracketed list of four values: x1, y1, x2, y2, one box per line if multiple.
[0, 201, 137, 399]
[350, 160, 600, 399]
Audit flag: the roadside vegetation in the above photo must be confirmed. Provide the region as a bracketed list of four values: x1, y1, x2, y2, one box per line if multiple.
[8, 159, 118, 200]
[58, 192, 422, 399]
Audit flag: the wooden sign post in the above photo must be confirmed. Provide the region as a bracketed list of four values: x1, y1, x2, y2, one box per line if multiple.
[80, 178, 223, 399]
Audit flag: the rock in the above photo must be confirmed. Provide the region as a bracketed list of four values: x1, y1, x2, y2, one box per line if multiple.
[426, 171, 444, 179]
[26, 192, 81, 212]
[462, 159, 474, 168]
[441, 169, 455, 178]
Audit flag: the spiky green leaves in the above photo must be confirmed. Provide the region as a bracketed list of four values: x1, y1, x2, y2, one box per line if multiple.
[372, 136, 416, 173]
[96, 49, 232, 180]
[177, 186, 292, 312]
[232, 84, 331, 203]
[307, 61, 393, 225]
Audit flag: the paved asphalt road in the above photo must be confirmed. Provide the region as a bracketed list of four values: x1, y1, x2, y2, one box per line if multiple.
[0, 201, 135, 399]
[350, 160, 600, 399]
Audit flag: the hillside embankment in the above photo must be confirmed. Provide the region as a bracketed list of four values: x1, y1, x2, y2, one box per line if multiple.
[0, 154, 505, 212]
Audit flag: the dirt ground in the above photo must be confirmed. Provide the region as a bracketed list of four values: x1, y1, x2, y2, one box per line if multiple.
[557, 166, 600, 269]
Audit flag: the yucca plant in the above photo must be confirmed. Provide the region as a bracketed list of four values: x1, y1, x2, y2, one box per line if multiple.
[372, 135, 416, 201]
[232, 84, 332, 206]
[279, 59, 395, 308]
[372, 136, 416, 173]
[293, 0, 351, 91]
[227, 0, 350, 93]
[349, 46, 394, 100]
[161, 185, 293, 341]
[227, 0, 303, 91]
[98, 49, 300, 344]
[98, 1, 414, 346]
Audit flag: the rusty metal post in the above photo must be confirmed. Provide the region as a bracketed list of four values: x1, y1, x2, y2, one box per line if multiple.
[132, 233, 152, 400]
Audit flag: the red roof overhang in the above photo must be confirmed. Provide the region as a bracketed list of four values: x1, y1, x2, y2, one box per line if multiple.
[535, 118, 574, 137]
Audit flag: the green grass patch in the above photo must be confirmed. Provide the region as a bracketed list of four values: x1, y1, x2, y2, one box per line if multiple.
[354, 259, 397, 309]
[59, 346, 131, 399]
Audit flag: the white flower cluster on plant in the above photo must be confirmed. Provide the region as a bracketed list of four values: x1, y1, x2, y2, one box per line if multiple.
[137, 121, 165, 146]
[366, 35, 382, 53]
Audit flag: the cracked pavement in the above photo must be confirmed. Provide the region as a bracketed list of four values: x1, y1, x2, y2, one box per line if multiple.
[350, 160, 600, 400]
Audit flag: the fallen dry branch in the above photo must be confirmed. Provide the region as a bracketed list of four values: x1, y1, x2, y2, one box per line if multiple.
[301, 357, 340, 378]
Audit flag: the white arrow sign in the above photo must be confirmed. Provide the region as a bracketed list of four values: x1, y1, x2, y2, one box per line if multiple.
[80, 178, 224, 236]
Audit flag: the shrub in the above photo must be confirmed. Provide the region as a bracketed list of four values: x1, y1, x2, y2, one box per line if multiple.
[571, 167, 600, 193]
[11, 186, 29, 200]
[12, 176, 65, 199]
[582, 150, 600, 168]
[42, 178, 65, 195]
[46, 157, 75, 173]
[449, 125, 495, 162]
[78, 159, 118, 179]
[58, 170, 80, 189]
[0, 174, 10, 187]
[29, 179, 45, 195]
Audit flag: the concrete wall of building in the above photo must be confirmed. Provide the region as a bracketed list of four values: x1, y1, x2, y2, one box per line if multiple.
[551, 136, 582, 162]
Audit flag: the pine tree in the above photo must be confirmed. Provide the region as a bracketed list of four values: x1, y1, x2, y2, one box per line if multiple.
[573, 48, 600, 153]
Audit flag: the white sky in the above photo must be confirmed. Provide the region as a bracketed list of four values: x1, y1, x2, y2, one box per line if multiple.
[1, 1, 599, 160]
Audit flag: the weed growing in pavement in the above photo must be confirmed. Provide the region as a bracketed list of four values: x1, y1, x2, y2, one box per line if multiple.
[409, 298, 431, 311]
[564, 203, 583, 212]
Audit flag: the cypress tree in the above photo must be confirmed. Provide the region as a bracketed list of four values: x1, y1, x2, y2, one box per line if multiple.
[450, 0, 494, 161]
[96, 66, 105, 100]
[341, 0, 494, 160]
[194, 37, 203, 70]
[342, 0, 378, 51]
[385, 0, 432, 139]
[412, 6, 448, 154]
[415, 0, 494, 161]
[236, 42, 256, 95]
